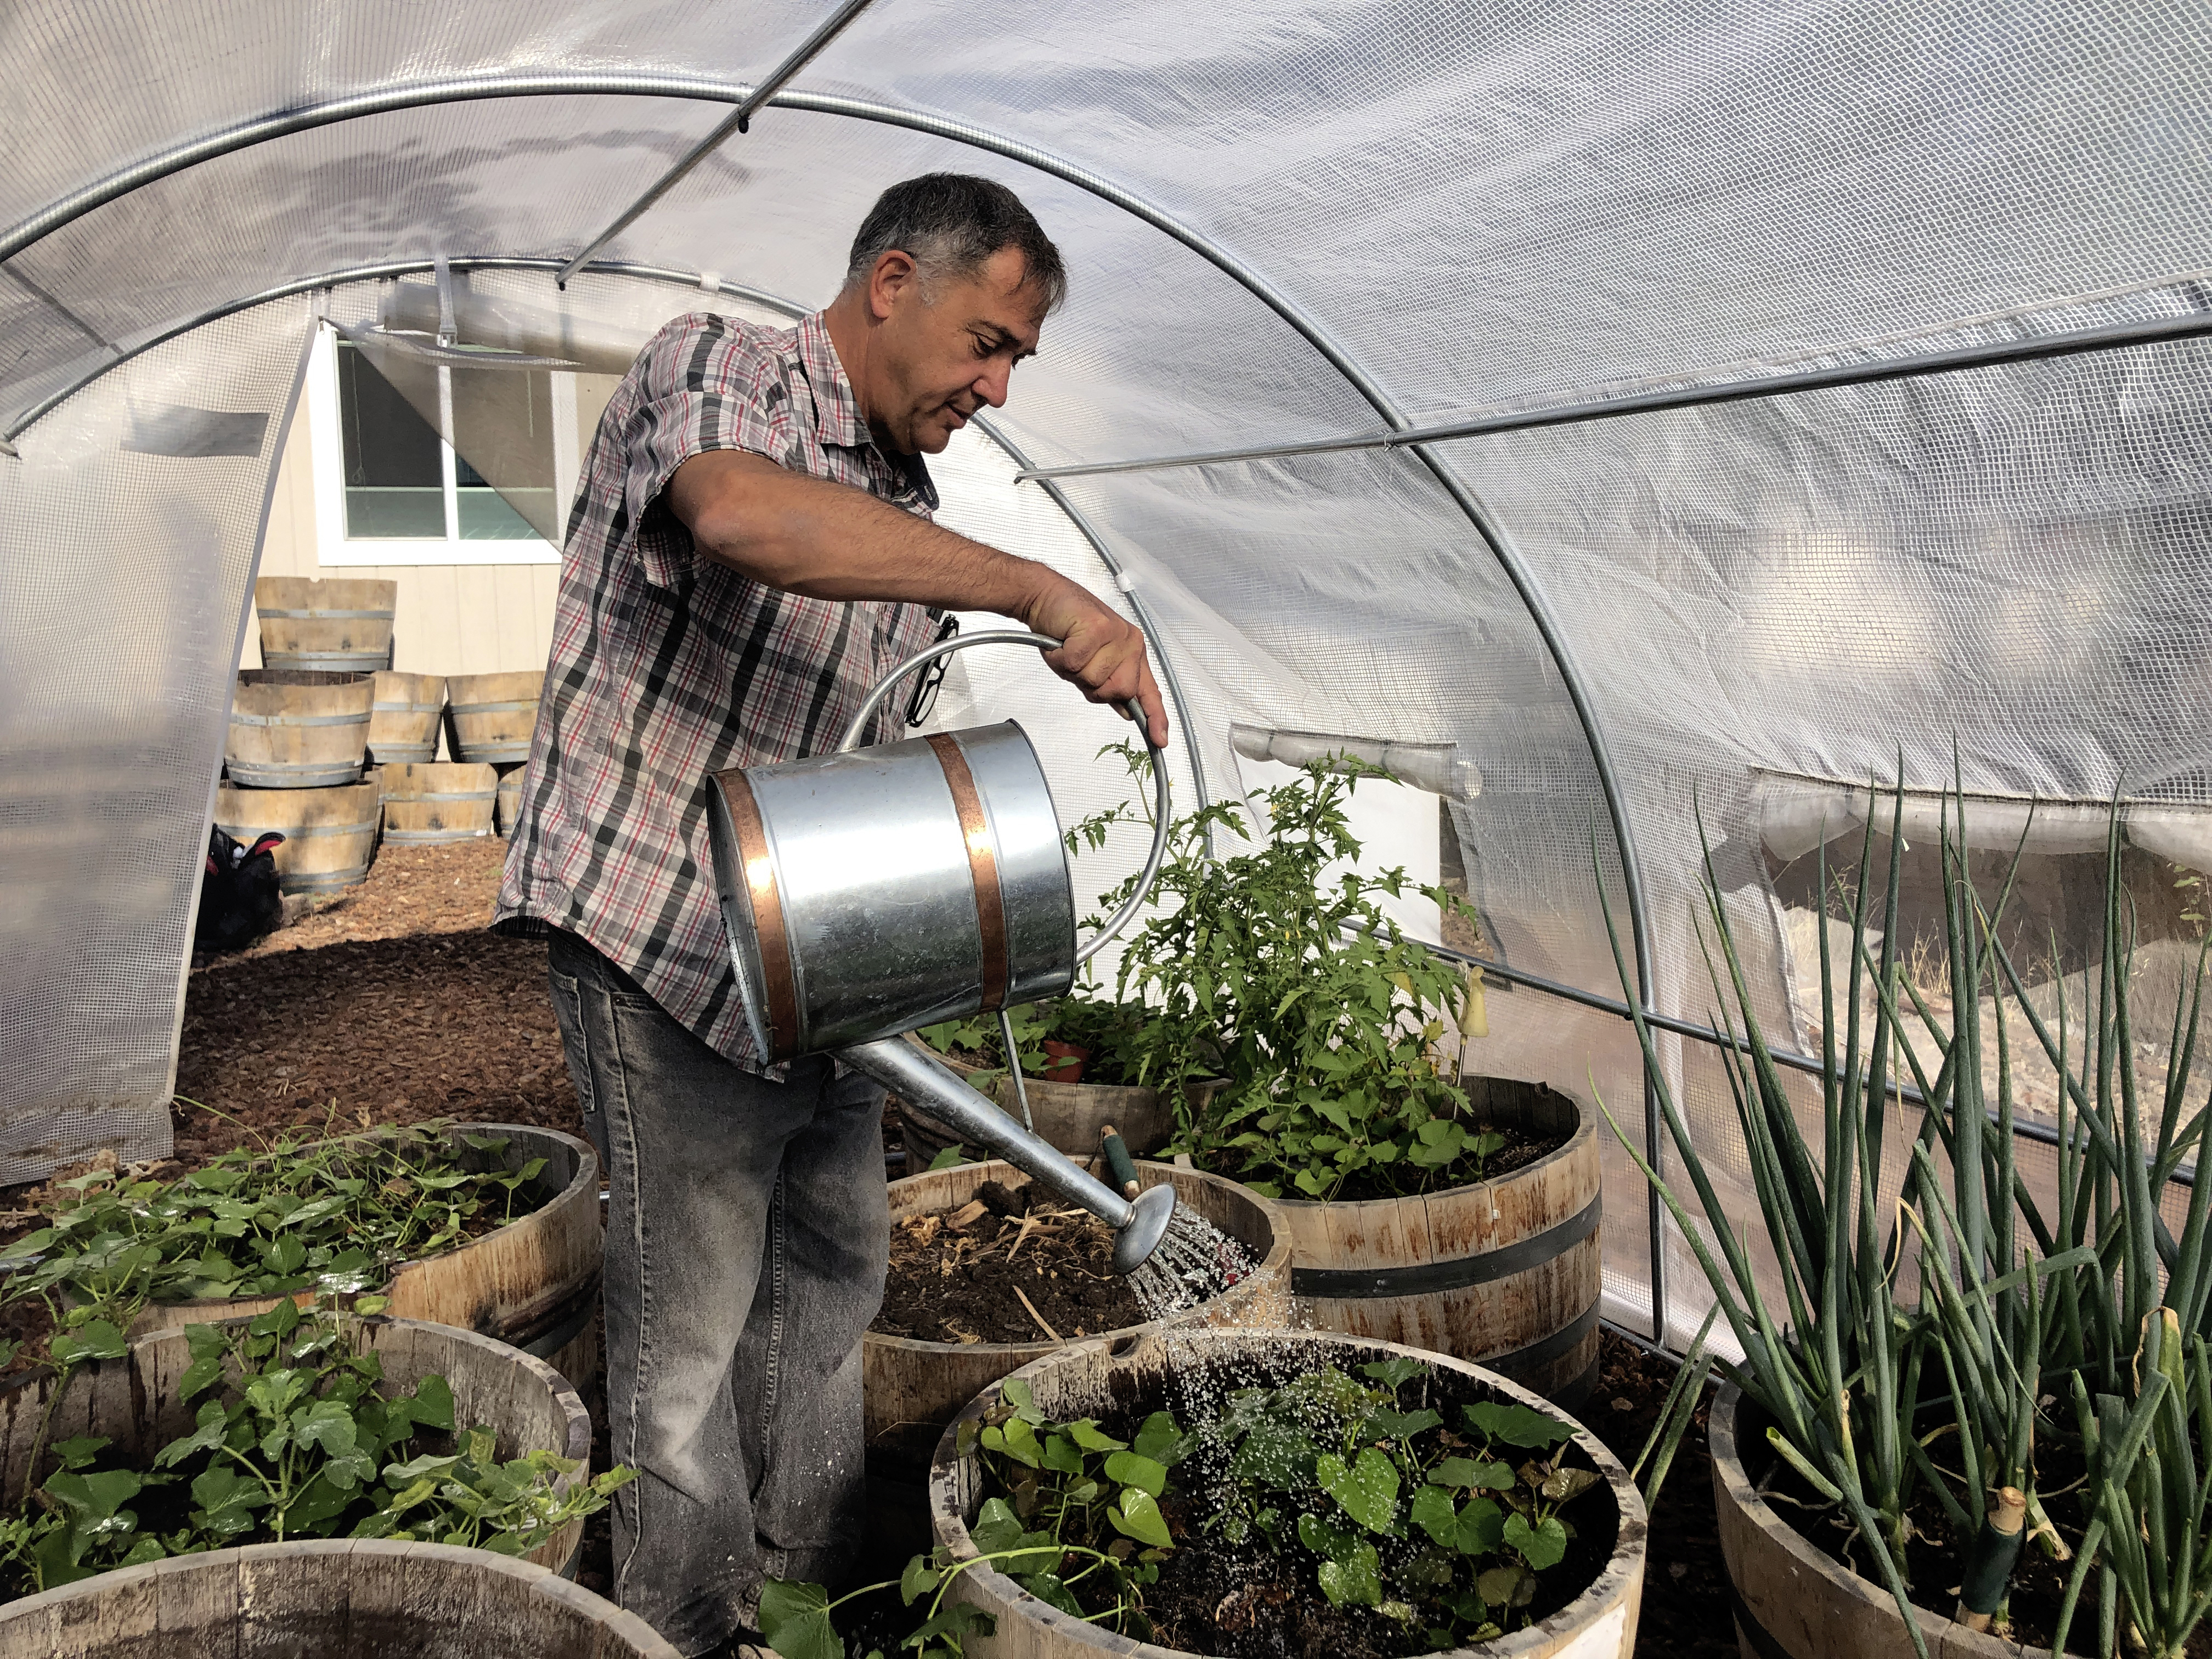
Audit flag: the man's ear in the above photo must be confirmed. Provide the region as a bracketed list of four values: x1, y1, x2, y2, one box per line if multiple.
[868, 249, 921, 321]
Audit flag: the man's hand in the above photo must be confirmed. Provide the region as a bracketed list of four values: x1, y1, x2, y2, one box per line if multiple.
[669, 449, 1169, 747]
[1018, 575, 1168, 748]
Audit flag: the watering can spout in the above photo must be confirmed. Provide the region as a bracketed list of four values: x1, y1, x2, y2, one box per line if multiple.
[840, 1036, 1176, 1276]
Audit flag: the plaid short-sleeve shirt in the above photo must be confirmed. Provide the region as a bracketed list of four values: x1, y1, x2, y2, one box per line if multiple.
[495, 310, 941, 1069]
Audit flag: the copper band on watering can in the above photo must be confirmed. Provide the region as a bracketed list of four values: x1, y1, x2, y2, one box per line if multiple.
[715, 769, 802, 1058]
[925, 732, 1011, 1011]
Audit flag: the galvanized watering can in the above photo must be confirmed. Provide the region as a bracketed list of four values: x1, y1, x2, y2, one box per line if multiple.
[706, 631, 1176, 1274]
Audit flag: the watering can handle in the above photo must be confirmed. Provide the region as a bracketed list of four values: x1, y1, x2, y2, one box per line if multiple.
[836, 628, 1173, 967]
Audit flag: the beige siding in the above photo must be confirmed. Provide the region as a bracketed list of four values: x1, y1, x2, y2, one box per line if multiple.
[242, 391, 559, 676]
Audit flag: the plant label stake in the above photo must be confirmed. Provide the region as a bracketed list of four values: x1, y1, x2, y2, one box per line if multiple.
[706, 630, 1178, 1276]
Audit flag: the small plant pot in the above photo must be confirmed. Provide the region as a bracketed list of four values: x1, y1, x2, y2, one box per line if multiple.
[125, 1123, 603, 1397]
[1710, 1383, 2026, 1658]
[1267, 1076, 1601, 1403]
[1039, 1041, 1089, 1084]
[0, 1539, 679, 1656]
[927, 1328, 1646, 1659]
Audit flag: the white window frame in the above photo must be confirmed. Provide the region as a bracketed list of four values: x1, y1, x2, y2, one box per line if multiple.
[308, 324, 573, 566]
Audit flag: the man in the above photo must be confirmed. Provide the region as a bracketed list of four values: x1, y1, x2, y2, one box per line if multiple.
[494, 174, 1164, 1656]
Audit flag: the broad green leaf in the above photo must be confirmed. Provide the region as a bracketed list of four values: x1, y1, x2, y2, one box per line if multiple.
[1465, 1401, 1572, 1449]
[1541, 1466, 1603, 1503]
[1503, 1510, 1568, 1570]
[44, 1468, 140, 1522]
[758, 1578, 844, 1659]
[155, 1402, 232, 1468]
[1065, 1418, 1124, 1452]
[48, 1436, 110, 1471]
[1360, 1407, 1443, 1442]
[1108, 1488, 1171, 1548]
[1478, 1562, 1534, 1609]
[899, 1554, 941, 1605]
[1409, 1483, 1459, 1545]
[1454, 1496, 1505, 1554]
[50, 1319, 127, 1364]
[294, 1398, 357, 1457]
[970, 1497, 1026, 1555]
[1317, 1541, 1381, 1607]
[410, 1374, 455, 1432]
[1039, 1433, 1084, 1475]
[1431, 1456, 1515, 1491]
[1103, 1451, 1167, 1498]
[999, 1378, 1043, 1424]
[1359, 1357, 1426, 1392]
[1297, 1511, 1362, 1564]
[1016, 1571, 1083, 1616]
[1317, 1448, 1400, 1534]
[1133, 1411, 1186, 1465]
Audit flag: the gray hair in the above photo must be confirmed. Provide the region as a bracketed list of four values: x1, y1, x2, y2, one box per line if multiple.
[843, 173, 1067, 314]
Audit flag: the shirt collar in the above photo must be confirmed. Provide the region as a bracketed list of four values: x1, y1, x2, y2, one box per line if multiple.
[797, 311, 938, 509]
[796, 312, 868, 450]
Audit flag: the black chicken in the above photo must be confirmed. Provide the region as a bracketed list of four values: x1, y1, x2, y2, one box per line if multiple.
[195, 826, 286, 952]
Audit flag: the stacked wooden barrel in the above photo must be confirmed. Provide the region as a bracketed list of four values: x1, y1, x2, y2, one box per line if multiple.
[448, 669, 543, 843]
[382, 761, 500, 844]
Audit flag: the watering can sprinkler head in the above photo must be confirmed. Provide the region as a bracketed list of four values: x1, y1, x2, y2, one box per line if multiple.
[704, 629, 1180, 1276]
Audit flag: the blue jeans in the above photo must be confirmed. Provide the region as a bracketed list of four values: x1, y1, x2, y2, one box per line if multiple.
[546, 930, 889, 1656]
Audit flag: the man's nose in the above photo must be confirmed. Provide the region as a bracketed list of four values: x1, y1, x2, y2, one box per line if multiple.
[974, 363, 1013, 409]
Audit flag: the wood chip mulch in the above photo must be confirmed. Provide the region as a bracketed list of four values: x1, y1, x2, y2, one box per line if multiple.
[174, 838, 586, 1161]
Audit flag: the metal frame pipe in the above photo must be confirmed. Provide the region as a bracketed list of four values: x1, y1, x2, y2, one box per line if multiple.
[555, 0, 879, 288]
[1012, 308, 2212, 482]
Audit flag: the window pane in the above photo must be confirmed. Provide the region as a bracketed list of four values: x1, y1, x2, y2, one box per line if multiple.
[337, 342, 445, 539]
[451, 363, 558, 541]
[457, 484, 555, 539]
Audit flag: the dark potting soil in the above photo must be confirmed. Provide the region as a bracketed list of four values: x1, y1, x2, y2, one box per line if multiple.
[871, 1179, 1148, 1344]
[1056, 1357, 1620, 1659]
[1752, 1391, 2212, 1658]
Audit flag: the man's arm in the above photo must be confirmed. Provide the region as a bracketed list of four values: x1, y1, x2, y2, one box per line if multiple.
[666, 449, 1167, 745]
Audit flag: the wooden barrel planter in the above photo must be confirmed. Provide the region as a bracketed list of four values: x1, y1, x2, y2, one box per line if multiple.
[256, 576, 396, 673]
[864, 1159, 1288, 1565]
[0, 1316, 591, 1578]
[929, 1329, 1646, 1659]
[446, 669, 543, 765]
[1275, 1076, 1601, 1403]
[1710, 1383, 2022, 1659]
[128, 1124, 602, 1396]
[224, 669, 373, 788]
[380, 760, 499, 844]
[903, 1077, 1171, 1167]
[0, 1540, 681, 1658]
[214, 778, 380, 894]
[368, 669, 447, 764]
[497, 765, 525, 836]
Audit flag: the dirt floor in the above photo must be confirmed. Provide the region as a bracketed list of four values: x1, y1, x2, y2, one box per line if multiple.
[174, 838, 584, 1158]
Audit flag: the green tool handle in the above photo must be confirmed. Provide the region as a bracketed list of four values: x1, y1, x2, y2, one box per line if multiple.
[1100, 1125, 1141, 1200]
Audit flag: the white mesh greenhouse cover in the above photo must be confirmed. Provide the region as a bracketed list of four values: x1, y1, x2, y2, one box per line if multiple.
[4, 1, 2211, 1346]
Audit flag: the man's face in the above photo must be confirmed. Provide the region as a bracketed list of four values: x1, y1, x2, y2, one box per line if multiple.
[868, 246, 1046, 454]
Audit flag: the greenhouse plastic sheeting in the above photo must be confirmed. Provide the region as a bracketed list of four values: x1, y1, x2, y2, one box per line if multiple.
[4, 1, 2211, 1344]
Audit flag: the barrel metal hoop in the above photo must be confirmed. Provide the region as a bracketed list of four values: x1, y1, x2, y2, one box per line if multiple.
[373, 700, 445, 713]
[222, 766, 366, 787]
[1289, 1193, 1600, 1299]
[382, 827, 494, 842]
[718, 769, 800, 1059]
[368, 744, 438, 761]
[1474, 1297, 1601, 1383]
[218, 818, 380, 839]
[925, 732, 1010, 1013]
[228, 710, 372, 727]
[452, 699, 542, 714]
[263, 652, 389, 667]
[388, 789, 499, 802]
[257, 607, 396, 619]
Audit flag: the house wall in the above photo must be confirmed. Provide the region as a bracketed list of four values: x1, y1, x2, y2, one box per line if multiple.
[240, 378, 561, 677]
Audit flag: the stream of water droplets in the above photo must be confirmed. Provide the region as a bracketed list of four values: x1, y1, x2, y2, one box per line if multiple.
[1129, 1207, 1257, 1319]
